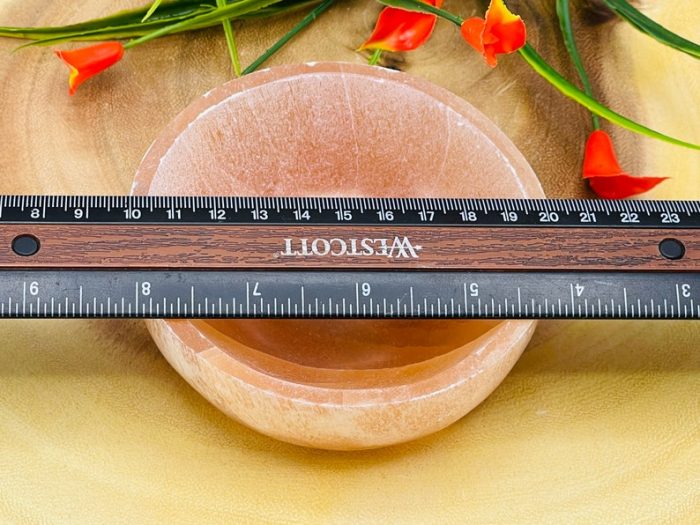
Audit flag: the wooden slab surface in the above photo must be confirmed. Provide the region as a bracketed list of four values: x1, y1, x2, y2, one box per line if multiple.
[0, 0, 699, 522]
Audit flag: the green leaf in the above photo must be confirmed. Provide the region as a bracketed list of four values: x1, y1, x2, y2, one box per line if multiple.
[518, 44, 700, 150]
[604, 0, 700, 59]
[0, 0, 317, 42]
[555, 0, 599, 129]
[123, 0, 284, 48]
[13, 9, 214, 48]
[0, 1, 210, 39]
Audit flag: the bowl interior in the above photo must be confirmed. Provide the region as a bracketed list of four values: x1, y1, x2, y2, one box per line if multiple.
[134, 63, 542, 385]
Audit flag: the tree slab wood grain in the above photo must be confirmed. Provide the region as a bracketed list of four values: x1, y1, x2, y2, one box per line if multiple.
[0, 0, 698, 522]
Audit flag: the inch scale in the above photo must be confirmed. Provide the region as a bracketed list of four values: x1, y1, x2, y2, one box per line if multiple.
[0, 195, 698, 320]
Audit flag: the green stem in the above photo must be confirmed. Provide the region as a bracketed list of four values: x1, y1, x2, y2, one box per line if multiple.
[123, 0, 283, 49]
[242, 0, 335, 74]
[518, 43, 699, 150]
[556, 0, 599, 130]
[217, 0, 242, 77]
[368, 49, 382, 65]
[378, 0, 463, 24]
[142, 0, 164, 22]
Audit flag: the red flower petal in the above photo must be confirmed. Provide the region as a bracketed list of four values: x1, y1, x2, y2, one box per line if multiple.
[582, 130, 667, 199]
[460, 0, 526, 67]
[582, 129, 625, 177]
[360, 0, 442, 53]
[55, 41, 124, 95]
[587, 174, 668, 200]
[460, 17, 486, 55]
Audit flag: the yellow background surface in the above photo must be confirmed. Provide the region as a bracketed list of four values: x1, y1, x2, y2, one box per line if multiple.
[0, 0, 698, 522]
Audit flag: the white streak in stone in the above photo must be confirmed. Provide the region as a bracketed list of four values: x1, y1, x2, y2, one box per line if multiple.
[339, 73, 361, 185]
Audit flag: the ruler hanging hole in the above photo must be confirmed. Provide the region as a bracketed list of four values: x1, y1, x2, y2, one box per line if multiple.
[659, 238, 685, 260]
[11, 234, 40, 257]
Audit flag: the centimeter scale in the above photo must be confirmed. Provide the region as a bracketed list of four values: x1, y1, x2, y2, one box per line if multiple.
[0, 195, 698, 320]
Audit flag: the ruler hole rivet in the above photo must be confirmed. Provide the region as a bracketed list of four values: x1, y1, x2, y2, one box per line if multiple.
[12, 234, 40, 257]
[659, 238, 685, 260]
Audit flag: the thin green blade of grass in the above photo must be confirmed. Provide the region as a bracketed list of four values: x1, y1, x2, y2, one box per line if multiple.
[378, 0, 463, 25]
[240, 0, 321, 18]
[217, 0, 242, 76]
[556, 0, 599, 129]
[604, 0, 700, 59]
[142, 0, 164, 22]
[242, 0, 335, 74]
[519, 44, 700, 150]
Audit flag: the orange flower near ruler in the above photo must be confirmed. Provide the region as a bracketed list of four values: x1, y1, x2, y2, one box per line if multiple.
[359, 0, 443, 52]
[583, 130, 667, 199]
[55, 41, 125, 95]
[460, 0, 526, 67]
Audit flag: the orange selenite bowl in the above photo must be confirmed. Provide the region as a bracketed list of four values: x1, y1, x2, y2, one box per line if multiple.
[132, 62, 543, 450]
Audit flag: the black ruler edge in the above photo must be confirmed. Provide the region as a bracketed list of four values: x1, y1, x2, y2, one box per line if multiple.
[1, 268, 698, 320]
[0, 196, 698, 227]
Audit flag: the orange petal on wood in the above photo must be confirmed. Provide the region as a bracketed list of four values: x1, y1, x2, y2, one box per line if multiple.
[587, 174, 667, 199]
[55, 41, 124, 95]
[583, 130, 667, 199]
[359, 0, 442, 52]
[461, 0, 526, 67]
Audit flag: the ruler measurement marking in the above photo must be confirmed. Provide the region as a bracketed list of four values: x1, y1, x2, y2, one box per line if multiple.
[4, 194, 700, 319]
[1, 196, 697, 227]
[570, 284, 575, 313]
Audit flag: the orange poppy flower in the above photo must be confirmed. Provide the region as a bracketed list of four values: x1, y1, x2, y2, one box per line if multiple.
[583, 130, 667, 199]
[55, 41, 125, 95]
[460, 0, 526, 67]
[359, 0, 443, 52]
